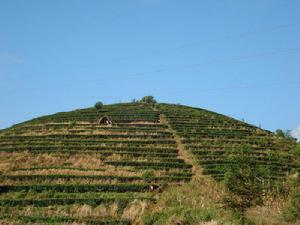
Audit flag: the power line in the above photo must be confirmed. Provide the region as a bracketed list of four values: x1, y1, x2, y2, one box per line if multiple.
[103, 21, 300, 63]
[54, 81, 300, 104]
[1, 21, 299, 84]
[49, 46, 300, 83]
[154, 81, 300, 96]
[7, 80, 300, 105]
[143, 47, 300, 73]
[1, 46, 300, 93]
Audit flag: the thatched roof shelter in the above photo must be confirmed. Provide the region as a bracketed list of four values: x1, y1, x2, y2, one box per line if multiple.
[98, 116, 112, 125]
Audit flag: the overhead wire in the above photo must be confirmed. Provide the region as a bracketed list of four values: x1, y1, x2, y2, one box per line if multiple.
[0, 21, 299, 84]
[1, 46, 300, 94]
[103, 21, 300, 63]
[154, 81, 300, 96]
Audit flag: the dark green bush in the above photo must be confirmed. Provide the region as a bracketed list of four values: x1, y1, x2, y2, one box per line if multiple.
[141, 96, 157, 104]
[142, 170, 155, 182]
[94, 101, 103, 109]
[283, 191, 300, 222]
[0, 183, 150, 193]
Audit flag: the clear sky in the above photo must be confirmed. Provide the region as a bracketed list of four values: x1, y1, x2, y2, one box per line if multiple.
[0, 1, 299, 139]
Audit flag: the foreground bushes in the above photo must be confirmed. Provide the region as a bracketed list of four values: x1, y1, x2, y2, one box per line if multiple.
[282, 188, 300, 222]
[143, 207, 216, 225]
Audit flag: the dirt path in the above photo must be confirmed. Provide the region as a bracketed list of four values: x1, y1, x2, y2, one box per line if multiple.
[157, 110, 204, 182]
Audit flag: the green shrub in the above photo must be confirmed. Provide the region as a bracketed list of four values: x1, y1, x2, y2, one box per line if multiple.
[142, 207, 216, 225]
[94, 101, 103, 109]
[275, 129, 296, 141]
[141, 96, 157, 105]
[283, 194, 300, 222]
[0, 183, 150, 193]
[222, 146, 267, 223]
[142, 170, 155, 182]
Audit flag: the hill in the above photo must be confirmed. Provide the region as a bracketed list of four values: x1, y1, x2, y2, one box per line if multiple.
[0, 102, 298, 225]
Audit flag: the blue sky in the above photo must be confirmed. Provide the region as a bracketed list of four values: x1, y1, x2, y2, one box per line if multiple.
[0, 0, 299, 138]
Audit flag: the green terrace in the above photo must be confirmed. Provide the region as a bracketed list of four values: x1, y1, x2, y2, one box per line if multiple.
[0, 174, 192, 185]
[0, 102, 297, 224]
[0, 184, 155, 193]
[157, 103, 297, 181]
[11, 103, 161, 126]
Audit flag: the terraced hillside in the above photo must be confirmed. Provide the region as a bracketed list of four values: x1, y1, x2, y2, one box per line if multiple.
[0, 102, 297, 224]
[0, 103, 192, 224]
[158, 104, 296, 181]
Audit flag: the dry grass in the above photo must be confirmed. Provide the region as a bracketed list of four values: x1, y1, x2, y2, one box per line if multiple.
[0, 220, 22, 225]
[0, 203, 120, 221]
[71, 204, 93, 218]
[70, 203, 118, 218]
[93, 203, 118, 218]
[122, 200, 149, 223]
[66, 223, 86, 225]
[0, 152, 31, 173]
[0, 152, 105, 172]
[65, 154, 103, 168]
[129, 122, 158, 125]
[246, 196, 299, 225]
[105, 153, 123, 161]
[199, 222, 218, 225]
[0, 161, 14, 173]
[9, 166, 143, 177]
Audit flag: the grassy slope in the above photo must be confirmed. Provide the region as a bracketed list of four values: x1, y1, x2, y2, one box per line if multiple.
[0, 102, 298, 225]
[142, 103, 299, 225]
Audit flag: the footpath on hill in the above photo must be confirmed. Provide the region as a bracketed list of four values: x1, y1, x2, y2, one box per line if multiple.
[141, 106, 226, 225]
[158, 113, 203, 181]
[151, 105, 204, 181]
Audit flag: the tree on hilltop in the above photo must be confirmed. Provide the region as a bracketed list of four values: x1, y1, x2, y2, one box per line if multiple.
[275, 129, 296, 141]
[141, 96, 157, 104]
[94, 101, 103, 109]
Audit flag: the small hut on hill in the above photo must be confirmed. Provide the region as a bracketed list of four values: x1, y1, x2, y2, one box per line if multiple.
[98, 116, 112, 125]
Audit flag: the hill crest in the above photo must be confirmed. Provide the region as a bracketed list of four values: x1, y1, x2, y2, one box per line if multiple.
[0, 102, 297, 224]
